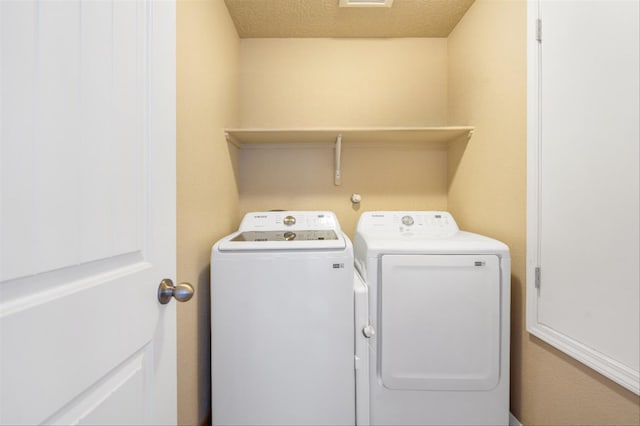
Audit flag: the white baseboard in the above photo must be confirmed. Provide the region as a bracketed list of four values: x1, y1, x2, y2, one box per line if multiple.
[509, 412, 522, 426]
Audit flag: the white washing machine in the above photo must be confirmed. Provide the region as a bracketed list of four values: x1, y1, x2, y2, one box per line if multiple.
[354, 211, 510, 426]
[211, 211, 355, 426]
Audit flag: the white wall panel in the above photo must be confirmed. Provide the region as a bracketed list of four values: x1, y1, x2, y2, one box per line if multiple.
[527, 0, 640, 394]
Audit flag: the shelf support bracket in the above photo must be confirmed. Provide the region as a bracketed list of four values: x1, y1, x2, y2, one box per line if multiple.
[334, 133, 342, 186]
[224, 131, 241, 148]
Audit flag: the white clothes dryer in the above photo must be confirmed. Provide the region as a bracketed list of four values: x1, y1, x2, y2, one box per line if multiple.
[354, 211, 510, 426]
[211, 211, 355, 426]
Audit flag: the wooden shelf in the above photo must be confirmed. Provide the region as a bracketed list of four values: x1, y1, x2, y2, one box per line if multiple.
[224, 126, 474, 148]
[224, 126, 474, 186]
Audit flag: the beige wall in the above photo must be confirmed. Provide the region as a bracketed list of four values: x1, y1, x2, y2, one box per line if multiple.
[239, 38, 447, 128]
[447, 1, 640, 425]
[176, 1, 240, 425]
[238, 39, 449, 235]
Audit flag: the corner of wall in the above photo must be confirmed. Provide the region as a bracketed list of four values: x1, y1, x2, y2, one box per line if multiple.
[176, 1, 240, 425]
[445, 0, 528, 419]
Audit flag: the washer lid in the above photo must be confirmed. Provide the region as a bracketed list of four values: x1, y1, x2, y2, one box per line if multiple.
[217, 230, 347, 251]
[217, 210, 347, 251]
[231, 229, 339, 242]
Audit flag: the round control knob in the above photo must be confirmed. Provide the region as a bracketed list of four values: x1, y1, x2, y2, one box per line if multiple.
[284, 231, 296, 241]
[283, 215, 296, 226]
[401, 215, 414, 226]
[362, 325, 376, 338]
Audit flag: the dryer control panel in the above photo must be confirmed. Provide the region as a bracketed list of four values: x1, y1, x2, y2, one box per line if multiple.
[357, 211, 459, 238]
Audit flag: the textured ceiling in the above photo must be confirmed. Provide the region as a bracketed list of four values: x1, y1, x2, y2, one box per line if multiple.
[224, 0, 476, 38]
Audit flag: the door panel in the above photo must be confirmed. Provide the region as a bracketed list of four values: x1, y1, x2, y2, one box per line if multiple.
[538, 0, 639, 372]
[1, 266, 155, 425]
[0, 1, 176, 424]
[1, 0, 144, 281]
[526, 0, 639, 393]
[380, 254, 501, 391]
[49, 351, 148, 426]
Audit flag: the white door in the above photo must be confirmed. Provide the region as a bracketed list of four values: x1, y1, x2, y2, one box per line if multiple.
[0, 1, 180, 424]
[526, 0, 640, 394]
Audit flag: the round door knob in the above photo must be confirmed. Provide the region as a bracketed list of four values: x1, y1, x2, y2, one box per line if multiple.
[158, 278, 194, 304]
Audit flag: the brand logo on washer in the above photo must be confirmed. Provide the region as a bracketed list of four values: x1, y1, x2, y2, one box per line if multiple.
[333, 263, 344, 269]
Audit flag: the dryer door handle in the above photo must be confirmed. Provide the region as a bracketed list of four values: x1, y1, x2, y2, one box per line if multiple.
[362, 324, 376, 338]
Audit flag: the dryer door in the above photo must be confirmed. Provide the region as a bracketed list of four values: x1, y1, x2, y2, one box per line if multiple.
[379, 254, 501, 391]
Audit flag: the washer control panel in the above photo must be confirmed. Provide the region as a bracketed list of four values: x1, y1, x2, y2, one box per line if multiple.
[357, 211, 459, 238]
[219, 211, 346, 251]
[231, 229, 338, 242]
[238, 211, 341, 232]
